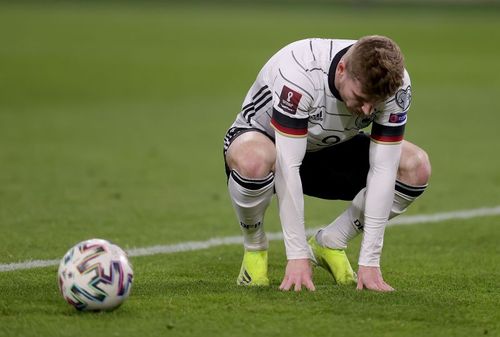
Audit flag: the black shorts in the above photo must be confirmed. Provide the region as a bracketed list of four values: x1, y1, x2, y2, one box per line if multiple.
[223, 127, 370, 201]
[300, 133, 370, 200]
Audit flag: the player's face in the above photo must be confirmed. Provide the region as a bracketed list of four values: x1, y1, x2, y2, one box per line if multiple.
[336, 61, 378, 117]
[339, 74, 377, 116]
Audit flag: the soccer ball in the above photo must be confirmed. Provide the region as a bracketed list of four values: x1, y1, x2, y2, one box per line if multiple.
[57, 238, 134, 311]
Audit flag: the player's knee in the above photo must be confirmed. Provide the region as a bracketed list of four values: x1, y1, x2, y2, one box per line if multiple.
[236, 156, 273, 179]
[398, 145, 431, 186]
[226, 132, 276, 179]
[228, 147, 275, 179]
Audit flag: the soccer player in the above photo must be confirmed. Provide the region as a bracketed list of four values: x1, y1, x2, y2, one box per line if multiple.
[223, 36, 431, 292]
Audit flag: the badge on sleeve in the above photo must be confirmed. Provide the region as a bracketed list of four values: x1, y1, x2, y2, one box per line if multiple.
[278, 86, 302, 114]
[395, 85, 412, 112]
[389, 112, 407, 123]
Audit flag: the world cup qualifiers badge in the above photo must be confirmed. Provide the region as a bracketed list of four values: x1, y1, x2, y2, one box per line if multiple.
[278, 86, 302, 114]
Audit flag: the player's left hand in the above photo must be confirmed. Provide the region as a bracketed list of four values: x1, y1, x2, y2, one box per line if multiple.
[279, 258, 316, 292]
[356, 265, 395, 292]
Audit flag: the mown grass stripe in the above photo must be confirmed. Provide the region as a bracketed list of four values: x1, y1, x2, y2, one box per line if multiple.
[1, 206, 499, 273]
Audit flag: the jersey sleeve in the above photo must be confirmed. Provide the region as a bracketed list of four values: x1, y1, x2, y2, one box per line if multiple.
[270, 66, 314, 137]
[270, 65, 314, 260]
[371, 69, 411, 145]
[274, 132, 310, 260]
[359, 141, 402, 267]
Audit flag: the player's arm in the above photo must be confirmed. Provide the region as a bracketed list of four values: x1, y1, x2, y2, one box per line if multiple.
[357, 71, 411, 291]
[273, 124, 308, 260]
[360, 123, 404, 267]
[270, 59, 317, 290]
[271, 110, 315, 291]
[357, 124, 403, 291]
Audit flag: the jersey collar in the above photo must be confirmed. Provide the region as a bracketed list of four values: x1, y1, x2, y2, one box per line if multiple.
[327, 45, 352, 102]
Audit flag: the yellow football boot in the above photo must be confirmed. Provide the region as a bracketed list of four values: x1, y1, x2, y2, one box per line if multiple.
[237, 250, 269, 286]
[308, 236, 356, 285]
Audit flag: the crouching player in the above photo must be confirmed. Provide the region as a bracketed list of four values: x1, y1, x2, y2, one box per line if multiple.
[223, 36, 431, 292]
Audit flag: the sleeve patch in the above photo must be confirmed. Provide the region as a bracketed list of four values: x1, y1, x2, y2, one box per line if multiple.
[278, 86, 302, 114]
[271, 108, 308, 137]
[395, 86, 412, 112]
[370, 122, 405, 144]
[389, 112, 407, 124]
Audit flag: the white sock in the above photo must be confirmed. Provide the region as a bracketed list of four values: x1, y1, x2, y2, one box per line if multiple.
[317, 181, 428, 249]
[316, 188, 366, 250]
[228, 170, 274, 251]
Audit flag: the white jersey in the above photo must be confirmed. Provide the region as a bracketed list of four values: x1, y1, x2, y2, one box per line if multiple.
[230, 38, 411, 266]
[231, 38, 410, 150]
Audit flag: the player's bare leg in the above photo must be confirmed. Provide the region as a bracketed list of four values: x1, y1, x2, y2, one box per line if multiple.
[397, 141, 432, 186]
[226, 131, 276, 179]
[226, 131, 276, 286]
[313, 140, 431, 291]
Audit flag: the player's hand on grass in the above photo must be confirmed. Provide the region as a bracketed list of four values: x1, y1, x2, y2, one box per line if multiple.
[279, 258, 316, 292]
[356, 265, 394, 292]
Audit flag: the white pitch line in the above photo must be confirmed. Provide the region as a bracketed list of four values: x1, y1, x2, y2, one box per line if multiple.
[1, 205, 499, 273]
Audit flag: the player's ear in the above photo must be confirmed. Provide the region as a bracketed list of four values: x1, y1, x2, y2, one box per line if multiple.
[337, 59, 346, 77]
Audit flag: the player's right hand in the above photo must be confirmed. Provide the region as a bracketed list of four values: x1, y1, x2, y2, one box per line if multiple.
[279, 258, 316, 292]
[356, 265, 395, 292]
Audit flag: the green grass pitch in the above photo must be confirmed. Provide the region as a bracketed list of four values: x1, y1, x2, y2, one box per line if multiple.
[0, 2, 499, 337]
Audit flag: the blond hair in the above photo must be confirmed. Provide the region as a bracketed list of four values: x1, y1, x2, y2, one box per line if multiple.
[345, 35, 404, 100]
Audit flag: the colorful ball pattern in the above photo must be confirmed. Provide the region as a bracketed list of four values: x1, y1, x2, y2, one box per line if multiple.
[58, 239, 134, 311]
